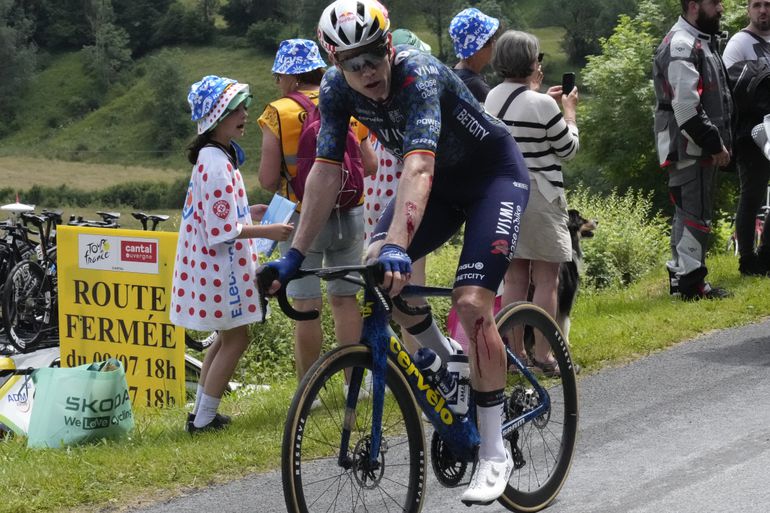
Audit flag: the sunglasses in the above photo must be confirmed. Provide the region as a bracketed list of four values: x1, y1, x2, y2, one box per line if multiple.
[336, 44, 389, 73]
[538, 52, 544, 63]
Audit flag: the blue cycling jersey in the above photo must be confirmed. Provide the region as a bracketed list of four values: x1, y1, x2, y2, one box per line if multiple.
[317, 47, 510, 170]
[317, 46, 530, 293]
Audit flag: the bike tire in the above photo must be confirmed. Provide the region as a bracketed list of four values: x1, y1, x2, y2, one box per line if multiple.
[2, 260, 50, 352]
[282, 343, 426, 513]
[495, 302, 579, 512]
[184, 330, 217, 352]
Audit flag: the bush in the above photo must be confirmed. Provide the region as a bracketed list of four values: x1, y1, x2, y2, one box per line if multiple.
[152, 2, 214, 47]
[568, 186, 669, 289]
[6, 179, 189, 210]
[246, 19, 283, 53]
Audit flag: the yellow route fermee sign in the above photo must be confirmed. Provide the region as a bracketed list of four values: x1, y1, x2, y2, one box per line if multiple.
[57, 225, 185, 408]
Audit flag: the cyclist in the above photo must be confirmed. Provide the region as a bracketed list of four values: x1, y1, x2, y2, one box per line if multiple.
[263, 0, 530, 504]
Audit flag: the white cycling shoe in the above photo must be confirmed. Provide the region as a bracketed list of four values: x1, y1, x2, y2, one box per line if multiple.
[460, 449, 514, 505]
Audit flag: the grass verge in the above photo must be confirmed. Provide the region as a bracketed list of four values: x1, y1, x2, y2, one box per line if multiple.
[1, 252, 768, 513]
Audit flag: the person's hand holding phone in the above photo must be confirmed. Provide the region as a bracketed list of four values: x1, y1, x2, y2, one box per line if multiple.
[561, 72, 575, 95]
[560, 72, 579, 123]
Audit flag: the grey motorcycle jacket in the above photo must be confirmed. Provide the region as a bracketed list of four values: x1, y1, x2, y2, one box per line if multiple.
[653, 17, 733, 166]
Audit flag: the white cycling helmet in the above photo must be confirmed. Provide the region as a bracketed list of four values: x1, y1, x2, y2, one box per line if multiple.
[317, 0, 390, 55]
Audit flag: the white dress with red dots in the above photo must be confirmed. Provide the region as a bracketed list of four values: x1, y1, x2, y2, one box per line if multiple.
[364, 135, 403, 241]
[170, 146, 263, 331]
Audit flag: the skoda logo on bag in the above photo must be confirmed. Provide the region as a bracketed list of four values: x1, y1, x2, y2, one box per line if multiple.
[65, 389, 131, 413]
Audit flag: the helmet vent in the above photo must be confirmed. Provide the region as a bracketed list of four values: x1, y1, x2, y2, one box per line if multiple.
[338, 28, 351, 45]
[367, 17, 380, 37]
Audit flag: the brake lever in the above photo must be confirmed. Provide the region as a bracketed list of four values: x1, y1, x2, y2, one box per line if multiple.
[256, 266, 319, 322]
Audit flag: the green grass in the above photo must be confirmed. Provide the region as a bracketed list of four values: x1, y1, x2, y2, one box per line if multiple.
[2, 251, 769, 513]
[1, 47, 277, 169]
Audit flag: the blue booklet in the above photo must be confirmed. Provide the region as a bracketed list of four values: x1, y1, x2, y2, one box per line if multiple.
[254, 194, 296, 258]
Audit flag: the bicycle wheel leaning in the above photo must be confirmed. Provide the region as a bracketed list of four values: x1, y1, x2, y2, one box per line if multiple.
[184, 330, 218, 352]
[496, 302, 579, 512]
[282, 343, 426, 513]
[2, 260, 51, 352]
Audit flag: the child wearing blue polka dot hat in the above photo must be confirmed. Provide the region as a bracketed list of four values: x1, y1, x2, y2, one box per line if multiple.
[449, 8, 500, 103]
[176, 75, 294, 434]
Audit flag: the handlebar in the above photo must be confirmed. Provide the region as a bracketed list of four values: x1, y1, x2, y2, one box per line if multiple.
[256, 263, 442, 321]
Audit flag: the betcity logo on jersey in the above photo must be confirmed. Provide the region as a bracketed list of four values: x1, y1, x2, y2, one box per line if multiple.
[121, 240, 157, 264]
[454, 107, 490, 141]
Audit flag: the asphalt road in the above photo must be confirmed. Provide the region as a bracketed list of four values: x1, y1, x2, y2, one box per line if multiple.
[131, 319, 770, 513]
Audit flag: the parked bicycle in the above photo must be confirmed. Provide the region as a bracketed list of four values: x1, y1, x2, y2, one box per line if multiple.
[2, 211, 62, 351]
[259, 263, 578, 513]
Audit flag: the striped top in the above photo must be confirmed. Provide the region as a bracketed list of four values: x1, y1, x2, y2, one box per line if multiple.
[485, 82, 579, 203]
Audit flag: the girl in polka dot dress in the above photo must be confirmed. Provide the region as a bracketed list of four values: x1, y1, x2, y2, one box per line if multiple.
[175, 76, 293, 433]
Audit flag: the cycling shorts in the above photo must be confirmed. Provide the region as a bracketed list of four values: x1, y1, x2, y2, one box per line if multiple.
[370, 137, 530, 292]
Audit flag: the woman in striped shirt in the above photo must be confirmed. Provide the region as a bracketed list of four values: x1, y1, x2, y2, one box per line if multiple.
[485, 30, 579, 374]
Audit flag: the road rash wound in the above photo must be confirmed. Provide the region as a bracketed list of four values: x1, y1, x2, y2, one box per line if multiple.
[405, 201, 417, 242]
[472, 316, 487, 377]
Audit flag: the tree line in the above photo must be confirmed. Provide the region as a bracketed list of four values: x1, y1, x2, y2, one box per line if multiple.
[3, 0, 749, 214]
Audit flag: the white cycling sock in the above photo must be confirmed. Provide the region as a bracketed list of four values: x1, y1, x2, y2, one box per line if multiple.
[406, 316, 454, 361]
[477, 402, 506, 462]
[193, 393, 221, 428]
[192, 384, 204, 415]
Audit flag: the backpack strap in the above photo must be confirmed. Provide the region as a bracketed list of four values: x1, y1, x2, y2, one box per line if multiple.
[285, 91, 317, 115]
[278, 92, 318, 201]
[496, 85, 527, 120]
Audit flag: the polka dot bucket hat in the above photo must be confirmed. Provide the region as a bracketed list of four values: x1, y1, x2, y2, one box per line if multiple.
[449, 8, 500, 59]
[188, 75, 250, 135]
[271, 39, 327, 75]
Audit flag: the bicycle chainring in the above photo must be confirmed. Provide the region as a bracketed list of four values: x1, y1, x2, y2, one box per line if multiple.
[430, 430, 468, 487]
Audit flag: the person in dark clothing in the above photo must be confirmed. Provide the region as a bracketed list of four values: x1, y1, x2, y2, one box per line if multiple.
[723, 0, 770, 276]
[449, 7, 500, 103]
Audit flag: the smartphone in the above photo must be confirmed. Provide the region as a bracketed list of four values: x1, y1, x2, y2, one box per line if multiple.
[562, 72, 576, 95]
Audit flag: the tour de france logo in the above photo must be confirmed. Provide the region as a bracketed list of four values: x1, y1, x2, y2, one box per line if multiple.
[84, 238, 110, 265]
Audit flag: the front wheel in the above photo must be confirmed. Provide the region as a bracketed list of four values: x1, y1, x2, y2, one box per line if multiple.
[2, 260, 52, 352]
[282, 344, 426, 513]
[495, 302, 579, 512]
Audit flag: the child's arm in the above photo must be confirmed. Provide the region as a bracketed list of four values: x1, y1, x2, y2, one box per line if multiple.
[237, 222, 294, 241]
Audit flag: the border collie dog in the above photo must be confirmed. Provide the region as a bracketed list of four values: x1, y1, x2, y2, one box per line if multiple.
[556, 209, 597, 341]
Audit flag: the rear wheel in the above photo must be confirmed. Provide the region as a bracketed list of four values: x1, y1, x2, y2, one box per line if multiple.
[282, 344, 426, 513]
[495, 302, 579, 512]
[3, 260, 52, 352]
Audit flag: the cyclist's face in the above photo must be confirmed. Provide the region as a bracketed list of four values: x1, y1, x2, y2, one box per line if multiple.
[335, 40, 393, 102]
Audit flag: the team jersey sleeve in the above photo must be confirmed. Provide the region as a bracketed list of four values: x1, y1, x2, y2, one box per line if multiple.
[399, 59, 442, 158]
[316, 69, 355, 164]
[198, 152, 243, 246]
